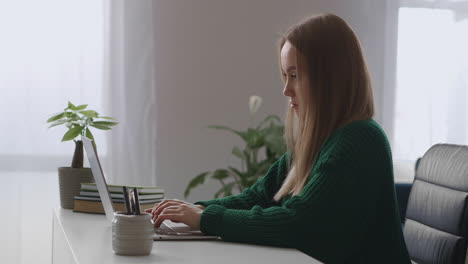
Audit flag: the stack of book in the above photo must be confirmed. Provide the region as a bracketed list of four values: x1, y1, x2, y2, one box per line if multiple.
[73, 183, 164, 214]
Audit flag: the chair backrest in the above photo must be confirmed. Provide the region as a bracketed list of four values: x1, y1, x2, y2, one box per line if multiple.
[403, 144, 468, 264]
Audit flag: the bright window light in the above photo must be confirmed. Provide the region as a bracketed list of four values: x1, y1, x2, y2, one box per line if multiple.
[0, 1, 105, 170]
[394, 7, 468, 160]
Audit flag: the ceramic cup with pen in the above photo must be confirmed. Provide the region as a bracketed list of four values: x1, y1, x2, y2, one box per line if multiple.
[112, 186, 154, 256]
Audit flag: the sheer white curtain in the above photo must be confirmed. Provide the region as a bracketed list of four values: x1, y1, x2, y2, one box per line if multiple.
[392, 0, 468, 161]
[0, 1, 108, 262]
[0, 0, 158, 183]
[0, 0, 107, 171]
[103, 0, 157, 186]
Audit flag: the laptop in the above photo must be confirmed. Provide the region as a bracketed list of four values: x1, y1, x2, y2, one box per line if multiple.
[82, 135, 219, 240]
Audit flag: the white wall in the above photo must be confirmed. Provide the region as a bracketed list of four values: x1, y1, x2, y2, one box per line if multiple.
[152, 0, 391, 202]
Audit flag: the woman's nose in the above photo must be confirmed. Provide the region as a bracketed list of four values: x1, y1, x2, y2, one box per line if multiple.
[283, 84, 294, 97]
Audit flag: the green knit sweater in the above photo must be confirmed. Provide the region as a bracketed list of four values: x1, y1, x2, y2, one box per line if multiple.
[196, 119, 411, 264]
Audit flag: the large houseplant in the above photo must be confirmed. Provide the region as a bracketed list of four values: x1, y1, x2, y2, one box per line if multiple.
[47, 102, 118, 209]
[184, 96, 286, 198]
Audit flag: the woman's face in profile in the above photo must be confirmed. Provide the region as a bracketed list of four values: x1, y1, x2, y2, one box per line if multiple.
[280, 41, 303, 113]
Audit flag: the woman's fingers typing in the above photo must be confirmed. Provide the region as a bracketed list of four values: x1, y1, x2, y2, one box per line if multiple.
[152, 203, 203, 229]
[151, 199, 184, 213]
[146, 199, 204, 229]
[154, 207, 181, 227]
[150, 199, 198, 216]
[151, 202, 183, 221]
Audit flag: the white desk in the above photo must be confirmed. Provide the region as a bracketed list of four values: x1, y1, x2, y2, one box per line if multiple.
[52, 208, 320, 263]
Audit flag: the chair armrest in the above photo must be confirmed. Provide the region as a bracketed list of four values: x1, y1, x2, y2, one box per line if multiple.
[395, 182, 413, 223]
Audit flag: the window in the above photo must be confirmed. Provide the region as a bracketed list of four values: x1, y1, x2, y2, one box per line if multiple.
[0, 1, 106, 171]
[394, 7, 468, 160]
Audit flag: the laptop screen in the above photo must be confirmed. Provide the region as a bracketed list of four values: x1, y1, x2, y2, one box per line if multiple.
[82, 135, 115, 222]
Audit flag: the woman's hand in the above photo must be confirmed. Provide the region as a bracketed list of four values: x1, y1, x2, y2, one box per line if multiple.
[144, 199, 205, 229]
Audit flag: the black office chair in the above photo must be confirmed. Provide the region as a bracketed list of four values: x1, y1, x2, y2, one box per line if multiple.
[400, 144, 468, 264]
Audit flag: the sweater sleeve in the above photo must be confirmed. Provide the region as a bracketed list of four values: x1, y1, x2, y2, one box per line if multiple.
[199, 128, 386, 263]
[195, 153, 289, 210]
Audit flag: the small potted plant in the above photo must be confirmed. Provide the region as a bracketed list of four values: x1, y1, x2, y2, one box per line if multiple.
[47, 102, 118, 209]
[184, 95, 286, 198]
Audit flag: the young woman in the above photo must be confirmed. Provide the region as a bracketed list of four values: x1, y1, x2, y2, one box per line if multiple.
[146, 13, 411, 263]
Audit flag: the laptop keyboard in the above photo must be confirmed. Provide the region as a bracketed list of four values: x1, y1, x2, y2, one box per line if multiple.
[154, 222, 205, 236]
[154, 222, 178, 235]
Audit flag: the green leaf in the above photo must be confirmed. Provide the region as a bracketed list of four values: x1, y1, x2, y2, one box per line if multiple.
[245, 128, 264, 149]
[252, 161, 272, 178]
[89, 124, 111, 130]
[214, 182, 235, 198]
[85, 128, 95, 141]
[228, 166, 245, 179]
[211, 169, 229, 180]
[92, 121, 118, 126]
[262, 124, 286, 155]
[261, 125, 284, 137]
[184, 172, 210, 198]
[207, 125, 248, 142]
[64, 111, 78, 119]
[264, 134, 286, 155]
[47, 112, 65, 123]
[244, 179, 258, 188]
[67, 101, 77, 110]
[75, 104, 88, 110]
[256, 115, 282, 129]
[242, 149, 254, 182]
[99, 116, 115, 120]
[228, 167, 246, 191]
[48, 120, 68, 128]
[61, 126, 83, 141]
[79, 110, 99, 118]
[232, 146, 247, 161]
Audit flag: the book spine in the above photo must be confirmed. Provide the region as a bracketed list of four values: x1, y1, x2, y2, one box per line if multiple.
[73, 200, 156, 214]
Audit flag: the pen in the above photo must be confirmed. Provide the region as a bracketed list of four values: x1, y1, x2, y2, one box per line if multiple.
[129, 189, 136, 215]
[122, 186, 132, 215]
[133, 188, 141, 215]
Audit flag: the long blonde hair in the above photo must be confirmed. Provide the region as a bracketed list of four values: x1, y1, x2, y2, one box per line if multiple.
[274, 13, 374, 201]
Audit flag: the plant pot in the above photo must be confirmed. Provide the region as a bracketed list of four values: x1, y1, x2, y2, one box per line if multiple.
[58, 167, 95, 209]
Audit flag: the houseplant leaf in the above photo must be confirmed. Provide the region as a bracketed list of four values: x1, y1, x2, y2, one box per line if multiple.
[228, 166, 245, 179]
[61, 126, 83, 141]
[256, 160, 273, 175]
[256, 115, 281, 129]
[214, 182, 235, 198]
[184, 172, 210, 198]
[264, 134, 286, 155]
[79, 110, 99, 118]
[207, 125, 248, 142]
[75, 104, 88, 110]
[92, 121, 119, 126]
[263, 125, 286, 155]
[85, 127, 95, 141]
[245, 128, 264, 149]
[211, 169, 229, 180]
[99, 116, 115, 120]
[48, 119, 68, 128]
[228, 166, 245, 191]
[47, 112, 65, 123]
[232, 146, 247, 161]
[67, 101, 77, 110]
[90, 124, 112, 130]
[243, 149, 252, 171]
